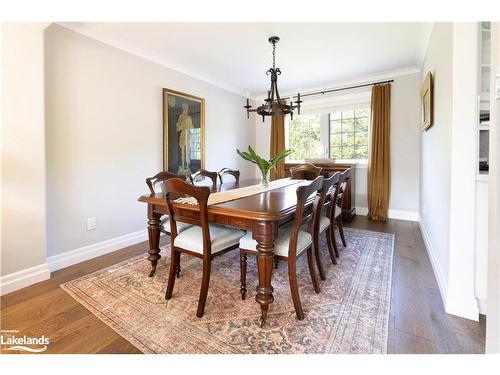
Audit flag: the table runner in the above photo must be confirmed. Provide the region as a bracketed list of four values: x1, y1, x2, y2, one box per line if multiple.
[174, 178, 306, 206]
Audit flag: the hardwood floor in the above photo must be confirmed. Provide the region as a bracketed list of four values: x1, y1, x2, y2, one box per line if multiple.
[0, 216, 485, 354]
[344, 216, 486, 354]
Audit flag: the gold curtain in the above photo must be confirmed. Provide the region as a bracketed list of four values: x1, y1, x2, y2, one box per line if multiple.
[270, 114, 286, 180]
[367, 83, 391, 221]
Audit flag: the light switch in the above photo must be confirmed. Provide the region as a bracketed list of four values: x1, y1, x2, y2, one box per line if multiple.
[86, 217, 97, 231]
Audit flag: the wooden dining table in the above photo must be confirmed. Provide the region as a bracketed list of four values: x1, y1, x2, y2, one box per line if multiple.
[138, 178, 315, 327]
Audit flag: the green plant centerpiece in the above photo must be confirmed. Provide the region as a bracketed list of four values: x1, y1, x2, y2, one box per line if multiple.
[236, 146, 292, 188]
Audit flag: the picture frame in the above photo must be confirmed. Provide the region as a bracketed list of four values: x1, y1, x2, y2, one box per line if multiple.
[163, 88, 205, 176]
[420, 71, 433, 131]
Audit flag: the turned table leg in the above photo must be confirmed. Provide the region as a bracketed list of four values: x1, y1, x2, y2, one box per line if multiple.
[147, 205, 162, 277]
[253, 221, 276, 328]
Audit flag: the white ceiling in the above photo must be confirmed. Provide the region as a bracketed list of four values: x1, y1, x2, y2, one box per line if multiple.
[58, 22, 433, 97]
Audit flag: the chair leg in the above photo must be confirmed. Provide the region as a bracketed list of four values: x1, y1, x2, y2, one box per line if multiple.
[165, 248, 180, 300]
[273, 256, 279, 269]
[337, 218, 347, 247]
[240, 252, 247, 300]
[313, 231, 326, 281]
[307, 247, 320, 294]
[176, 256, 181, 278]
[325, 227, 337, 265]
[287, 258, 304, 320]
[331, 223, 340, 258]
[196, 257, 212, 318]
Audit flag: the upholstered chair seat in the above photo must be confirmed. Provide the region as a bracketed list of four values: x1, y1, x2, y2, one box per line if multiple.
[239, 222, 312, 257]
[161, 216, 192, 233]
[238, 176, 324, 320]
[321, 205, 342, 219]
[174, 224, 245, 255]
[335, 205, 342, 219]
[318, 215, 331, 232]
[301, 204, 342, 250]
[163, 178, 246, 318]
[303, 207, 340, 236]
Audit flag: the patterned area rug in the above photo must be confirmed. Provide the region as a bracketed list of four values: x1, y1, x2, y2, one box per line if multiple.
[61, 228, 394, 354]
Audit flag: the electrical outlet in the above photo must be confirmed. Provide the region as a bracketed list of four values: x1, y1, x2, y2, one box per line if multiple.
[86, 217, 97, 231]
[496, 73, 500, 100]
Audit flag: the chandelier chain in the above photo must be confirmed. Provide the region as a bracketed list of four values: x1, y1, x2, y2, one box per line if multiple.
[244, 36, 301, 120]
[272, 41, 276, 69]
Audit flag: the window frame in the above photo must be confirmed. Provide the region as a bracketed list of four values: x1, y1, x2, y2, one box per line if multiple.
[328, 107, 370, 163]
[285, 102, 370, 164]
[284, 113, 323, 162]
[189, 128, 201, 161]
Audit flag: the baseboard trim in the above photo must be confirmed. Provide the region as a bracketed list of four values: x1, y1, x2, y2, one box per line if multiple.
[355, 207, 419, 221]
[419, 219, 448, 307]
[0, 263, 51, 296]
[478, 299, 487, 315]
[355, 207, 369, 216]
[47, 229, 148, 272]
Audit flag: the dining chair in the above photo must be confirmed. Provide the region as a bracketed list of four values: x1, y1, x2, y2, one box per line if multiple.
[334, 170, 349, 249]
[289, 162, 322, 180]
[218, 168, 240, 184]
[192, 169, 218, 187]
[238, 176, 324, 320]
[309, 172, 340, 281]
[145, 171, 193, 235]
[163, 178, 246, 318]
[272, 162, 321, 270]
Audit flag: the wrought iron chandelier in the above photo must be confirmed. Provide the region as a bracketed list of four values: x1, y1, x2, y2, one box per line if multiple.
[244, 36, 302, 121]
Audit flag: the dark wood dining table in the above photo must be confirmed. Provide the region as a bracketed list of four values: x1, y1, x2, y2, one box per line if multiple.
[137, 178, 314, 327]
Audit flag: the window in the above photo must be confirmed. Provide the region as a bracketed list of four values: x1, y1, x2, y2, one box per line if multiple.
[285, 105, 370, 162]
[286, 114, 322, 160]
[189, 128, 201, 160]
[329, 109, 369, 160]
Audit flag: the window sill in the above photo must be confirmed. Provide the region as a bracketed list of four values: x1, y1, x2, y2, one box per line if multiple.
[335, 159, 368, 166]
[286, 159, 368, 167]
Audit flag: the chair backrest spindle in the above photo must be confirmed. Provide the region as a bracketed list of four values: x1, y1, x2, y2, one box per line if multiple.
[290, 163, 322, 180]
[145, 171, 191, 194]
[318, 172, 340, 228]
[192, 169, 218, 187]
[288, 176, 324, 259]
[336, 169, 349, 211]
[218, 168, 240, 184]
[164, 178, 213, 256]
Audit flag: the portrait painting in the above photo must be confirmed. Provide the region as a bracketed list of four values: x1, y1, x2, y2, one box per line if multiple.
[420, 71, 433, 131]
[163, 89, 205, 177]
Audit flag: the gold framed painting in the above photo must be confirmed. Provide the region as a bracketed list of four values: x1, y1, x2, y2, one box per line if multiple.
[163, 88, 205, 176]
[420, 71, 433, 131]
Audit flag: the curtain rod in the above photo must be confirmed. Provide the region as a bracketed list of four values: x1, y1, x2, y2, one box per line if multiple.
[282, 79, 394, 100]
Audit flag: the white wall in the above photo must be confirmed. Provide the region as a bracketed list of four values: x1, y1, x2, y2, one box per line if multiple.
[446, 23, 480, 320]
[255, 71, 421, 220]
[389, 73, 421, 216]
[45, 25, 255, 258]
[1, 24, 50, 291]
[420, 23, 484, 321]
[419, 23, 453, 300]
